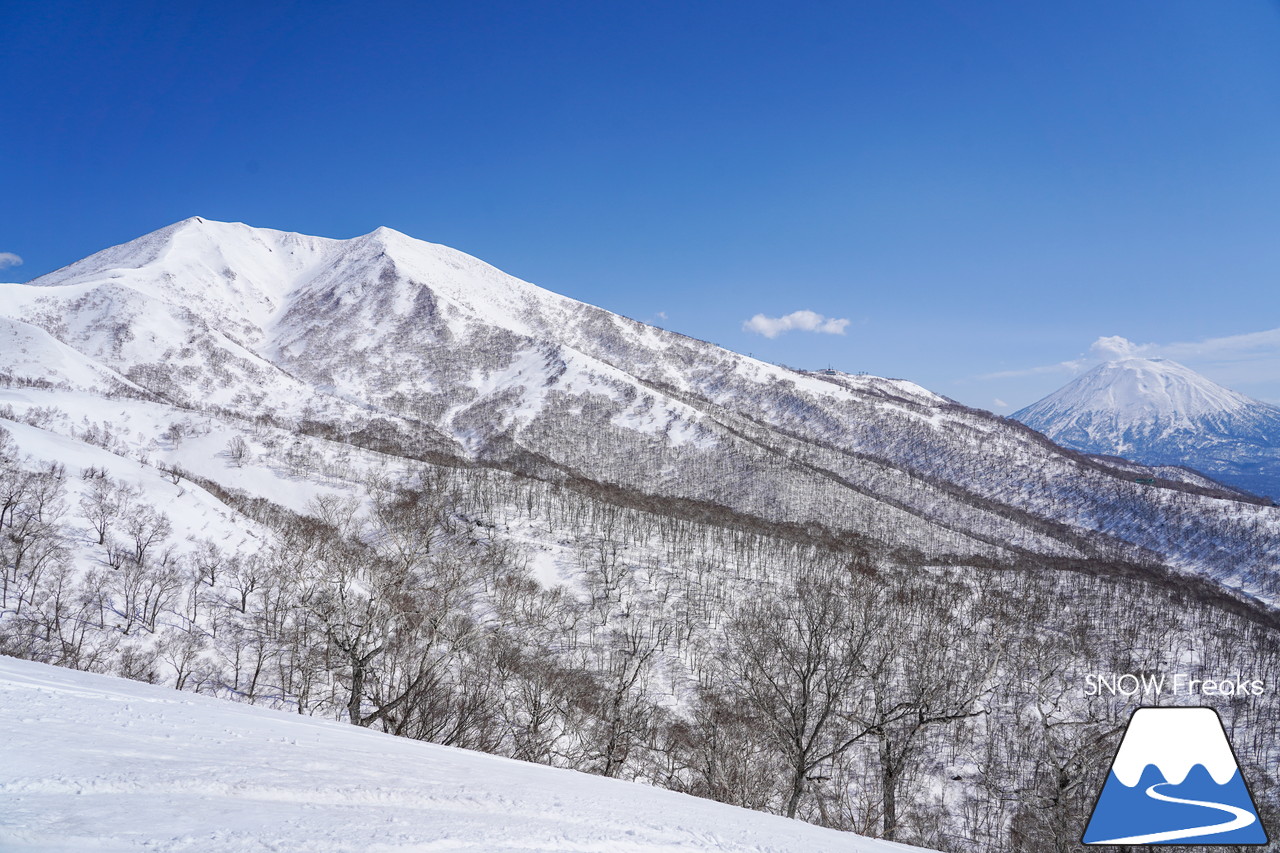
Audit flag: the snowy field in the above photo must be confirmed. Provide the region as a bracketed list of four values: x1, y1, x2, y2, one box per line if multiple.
[0, 657, 929, 853]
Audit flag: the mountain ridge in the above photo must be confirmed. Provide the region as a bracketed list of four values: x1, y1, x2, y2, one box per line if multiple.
[4, 218, 1279, 607]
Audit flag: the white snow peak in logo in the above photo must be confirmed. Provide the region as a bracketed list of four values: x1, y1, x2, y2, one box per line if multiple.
[1082, 707, 1268, 845]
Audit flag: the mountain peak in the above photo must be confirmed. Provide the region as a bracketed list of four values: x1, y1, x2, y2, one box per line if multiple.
[1021, 358, 1254, 425]
[1014, 358, 1280, 498]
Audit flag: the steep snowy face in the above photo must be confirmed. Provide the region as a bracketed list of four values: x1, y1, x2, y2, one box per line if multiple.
[1015, 359, 1280, 499]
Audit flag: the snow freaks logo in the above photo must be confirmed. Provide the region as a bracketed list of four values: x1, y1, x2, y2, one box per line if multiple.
[1082, 707, 1268, 845]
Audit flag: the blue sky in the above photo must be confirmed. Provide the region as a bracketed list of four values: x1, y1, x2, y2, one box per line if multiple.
[4, 1, 1279, 408]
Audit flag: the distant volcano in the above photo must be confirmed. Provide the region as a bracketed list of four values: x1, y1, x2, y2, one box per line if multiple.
[1015, 358, 1280, 500]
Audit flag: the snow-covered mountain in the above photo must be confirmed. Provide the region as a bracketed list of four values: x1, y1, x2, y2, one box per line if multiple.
[1014, 358, 1280, 501]
[0, 655, 929, 853]
[3, 219, 1279, 601]
[4, 219, 1280, 851]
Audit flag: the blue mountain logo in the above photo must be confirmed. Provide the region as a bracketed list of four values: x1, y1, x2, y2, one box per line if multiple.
[1083, 707, 1268, 845]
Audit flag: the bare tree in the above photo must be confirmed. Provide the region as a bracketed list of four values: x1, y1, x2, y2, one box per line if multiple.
[720, 558, 883, 819]
[162, 422, 185, 449]
[852, 584, 996, 841]
[80, 477, 128, 545]
[225, 435, 250, 467]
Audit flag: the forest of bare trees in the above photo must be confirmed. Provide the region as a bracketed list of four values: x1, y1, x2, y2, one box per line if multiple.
[3, 422, 1278, 853]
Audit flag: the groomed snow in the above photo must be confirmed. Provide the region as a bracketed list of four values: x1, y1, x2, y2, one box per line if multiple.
[0, 656, 930, 853]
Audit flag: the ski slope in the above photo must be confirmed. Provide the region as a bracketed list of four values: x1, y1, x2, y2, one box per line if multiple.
[0, 656, 930, 853]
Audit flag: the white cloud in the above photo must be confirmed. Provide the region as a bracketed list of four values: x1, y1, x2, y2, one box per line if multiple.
[1157, 327, 1280, 362]
[1089, 335, 1146, 360]
[0, 252, 23, 270]
[1077, 329, 1280, 372]
[1143, 328, 1280, 391]
[975, 326, 1280, 387]
[993, 398, 1008, 409]
[1083, 329, 1280, 367]
[977, 358, 1088, 380]
[743, 309, 850, 339]
[655, 311, 668, 321]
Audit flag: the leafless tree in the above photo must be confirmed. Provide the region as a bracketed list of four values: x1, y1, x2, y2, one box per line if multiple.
[720, 558, 884, 819]
[225, 435, 250, 467]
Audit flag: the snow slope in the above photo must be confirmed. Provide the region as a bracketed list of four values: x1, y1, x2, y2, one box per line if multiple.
[1015, 358, 1280, 499]
[0, 655, 929, 853]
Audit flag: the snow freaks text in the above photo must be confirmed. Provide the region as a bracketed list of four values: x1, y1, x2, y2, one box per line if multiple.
[1083, 673, 1266, 698]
